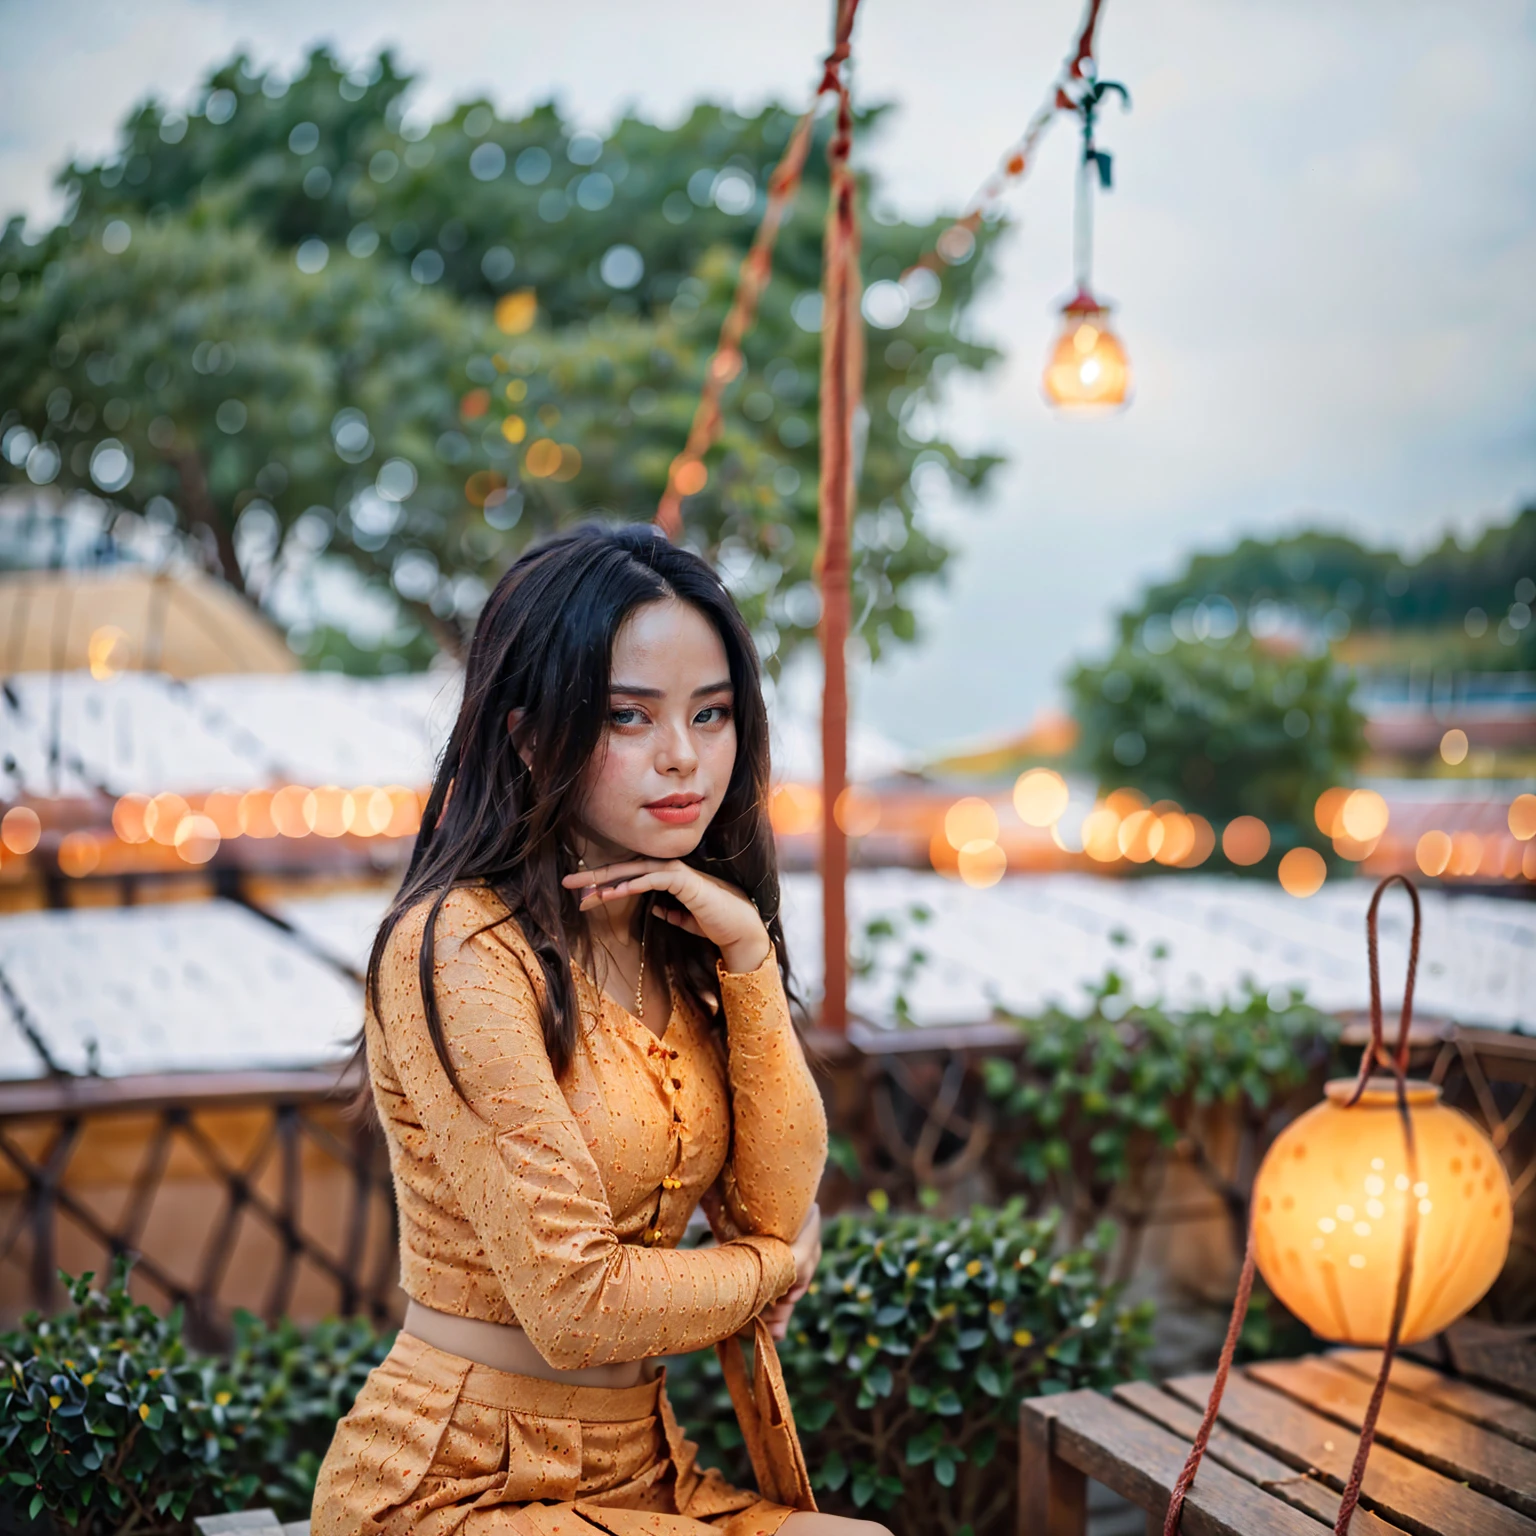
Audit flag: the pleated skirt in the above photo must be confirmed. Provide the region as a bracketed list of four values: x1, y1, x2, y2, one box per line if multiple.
[312, 1332, 795, 1536]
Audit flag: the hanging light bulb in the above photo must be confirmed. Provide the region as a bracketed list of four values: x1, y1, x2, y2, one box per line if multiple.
[1043, 287, 1131, 410]
[1043, 71, 1132, 413]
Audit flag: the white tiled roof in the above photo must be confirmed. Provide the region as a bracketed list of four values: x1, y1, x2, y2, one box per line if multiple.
[1, 872, 1529, 1083]
[2, 669, 459, 798]
[0, 901, 360, 1078]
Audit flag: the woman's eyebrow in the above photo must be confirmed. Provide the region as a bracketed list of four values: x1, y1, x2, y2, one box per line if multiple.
[608, 680, 733, 698]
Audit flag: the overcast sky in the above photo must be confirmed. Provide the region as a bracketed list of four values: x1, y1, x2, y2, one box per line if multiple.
[4, 0, 1534, 752]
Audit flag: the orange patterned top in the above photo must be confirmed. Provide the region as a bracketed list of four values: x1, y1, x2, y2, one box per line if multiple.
[366, 885, 828, 1370]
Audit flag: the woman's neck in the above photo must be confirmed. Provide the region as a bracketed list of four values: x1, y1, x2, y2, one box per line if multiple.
[574, 832, 641, 945]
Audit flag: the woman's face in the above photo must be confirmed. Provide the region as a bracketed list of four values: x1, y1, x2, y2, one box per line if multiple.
[576, 598, 739, 861]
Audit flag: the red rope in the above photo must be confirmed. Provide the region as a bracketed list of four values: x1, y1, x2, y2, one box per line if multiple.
[1164, 876, 1425, 1536]
[655, 1, 862, 538]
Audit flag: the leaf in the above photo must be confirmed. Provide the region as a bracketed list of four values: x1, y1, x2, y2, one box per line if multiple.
[976, 1363, 1004, 1398]
[932, 1387, 962, 1416]
[817, 1449, 848, 1492]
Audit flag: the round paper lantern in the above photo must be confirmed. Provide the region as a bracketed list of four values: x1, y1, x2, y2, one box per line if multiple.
[1252, 1078, 1511, 1345]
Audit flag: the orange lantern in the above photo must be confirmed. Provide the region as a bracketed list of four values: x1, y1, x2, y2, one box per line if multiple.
[1042, 73, 1132, 413]
[1252, 1077, 1511, 1344]
[1042, 288, 1131, 410]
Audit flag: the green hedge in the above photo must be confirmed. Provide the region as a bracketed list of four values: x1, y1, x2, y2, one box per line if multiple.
[3, 1205, 1149, 1536]
[666, 1201, 1151, 1536]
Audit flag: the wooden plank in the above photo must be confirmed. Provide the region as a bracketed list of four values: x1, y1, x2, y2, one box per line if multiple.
[1330, 1348, 1536, 1451]
[1018, 1393, 1087, 1536]
[1113, 1381, 1405, 1536]
[1022, 1388, 1325, 1536]
[1250, 1355, 1536, 1517]
[1443, 1323, 1536, 1409]
[1165, 1370, 1536, 1536]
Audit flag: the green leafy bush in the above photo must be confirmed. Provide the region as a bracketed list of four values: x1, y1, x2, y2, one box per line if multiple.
[0, 1263, 258, 1534]
[983, 970, 1340, 1206]
[667, 1201, 1152, 1536]
[0, 1264, 393, 1533]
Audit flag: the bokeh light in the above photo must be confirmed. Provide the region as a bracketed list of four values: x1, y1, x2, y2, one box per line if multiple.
[1042, 300, 1131, 411]
[1181, 814, 1216, 868]
[1153, 811, 1195, 866]
[495, 289, 538, 335]
[352, 786, 394, 836]
[769, 783, 821, 837]
[239, 789, 279, 838]
[143, 793, 190, 846]
[525, 439, 562, 478]
[174, 814, 220, 865]
[203, 790, 245, 839]
[88, 624, 131, 680]
[272, 785, 318, 838]
[833, 786, 880, 837]
[1448, 833, 1483, 877]
[113, 794, 151, 844]
[1314, 787, 1349, 838]
[1278, 846, 1326, 897]
[1439, 729, 1469, 766]
[944, 797, 999, 851]
[385, 787, 425, 838]
[1117, 808, 1163, 863]
[1341, 789, 1389, 842]
[1012, 768, 1069, 827]
[1510, 794, 1536, 841]
[311, 786, 350, 838]
[1416, 830, 1452, 877]
[1222, 816, 1271, 866]
[957, 838, 1007, 888]
[1, 806, 42, 855]
[1081, 806, 1123, 863]
[58, 831, 101, 878]
[673, 460, 708, 496]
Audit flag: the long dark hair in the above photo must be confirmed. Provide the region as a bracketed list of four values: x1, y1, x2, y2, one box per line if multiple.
[365, 522, 787, 1089]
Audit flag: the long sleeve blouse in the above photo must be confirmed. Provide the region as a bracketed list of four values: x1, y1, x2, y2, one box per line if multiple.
[366, 885, 828, 1370]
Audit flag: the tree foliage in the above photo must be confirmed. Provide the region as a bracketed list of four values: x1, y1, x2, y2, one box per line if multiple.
[1, 46, 1005, 671]
[1068, 632, 1367, 837]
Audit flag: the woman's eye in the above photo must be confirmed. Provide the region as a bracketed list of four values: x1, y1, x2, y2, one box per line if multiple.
[694, 705, 733, 727]
[610, 708, 647, 727]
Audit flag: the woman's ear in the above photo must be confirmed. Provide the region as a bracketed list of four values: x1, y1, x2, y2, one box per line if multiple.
[507, 708, 534, 769]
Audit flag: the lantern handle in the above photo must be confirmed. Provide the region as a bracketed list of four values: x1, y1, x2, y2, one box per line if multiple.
[1346, 873, 1423, 1106]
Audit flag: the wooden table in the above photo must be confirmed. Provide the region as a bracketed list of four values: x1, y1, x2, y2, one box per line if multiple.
[1019, 1345, 1536, 1535]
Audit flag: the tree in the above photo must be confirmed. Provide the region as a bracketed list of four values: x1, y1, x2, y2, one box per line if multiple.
[1, 46, 1005, 672]
[1068, 637, 1366, 854]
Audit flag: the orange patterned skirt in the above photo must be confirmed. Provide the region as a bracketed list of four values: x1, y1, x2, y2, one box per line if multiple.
[312, 1332, 795, 1536]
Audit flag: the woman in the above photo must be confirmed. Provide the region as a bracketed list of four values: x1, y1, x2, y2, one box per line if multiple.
[315, 524, 888, 1536]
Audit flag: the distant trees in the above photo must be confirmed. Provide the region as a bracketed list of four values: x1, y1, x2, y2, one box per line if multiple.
[0, 47, 1004, 672]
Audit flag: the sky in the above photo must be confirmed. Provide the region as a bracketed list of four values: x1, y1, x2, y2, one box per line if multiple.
[3, 0, 1535, 753]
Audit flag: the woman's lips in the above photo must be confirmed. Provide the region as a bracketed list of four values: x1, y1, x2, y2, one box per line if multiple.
[645, 796, 703, 825]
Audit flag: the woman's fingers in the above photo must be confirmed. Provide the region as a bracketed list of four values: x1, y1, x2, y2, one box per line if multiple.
[658, 907, 706, 937]
[561, 859, 673, 891]
[575, 866, 687, 910]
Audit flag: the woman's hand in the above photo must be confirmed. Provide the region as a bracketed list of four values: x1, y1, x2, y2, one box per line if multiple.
[562, 859, 771, 975]
[763, 1204, 821, 1341]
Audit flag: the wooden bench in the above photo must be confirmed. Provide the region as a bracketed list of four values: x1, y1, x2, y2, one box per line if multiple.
[1020, 1345, 1536, 1534]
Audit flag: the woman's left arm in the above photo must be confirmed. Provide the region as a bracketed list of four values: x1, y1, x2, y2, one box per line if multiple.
[715, 948, 828, 1240]
[567, 859, 829, 1242]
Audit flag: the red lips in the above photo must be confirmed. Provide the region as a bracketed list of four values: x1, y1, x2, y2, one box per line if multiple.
[644, 794, 704, 826]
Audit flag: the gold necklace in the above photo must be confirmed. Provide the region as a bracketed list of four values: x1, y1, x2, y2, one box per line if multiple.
[581, 863, 648, 1020]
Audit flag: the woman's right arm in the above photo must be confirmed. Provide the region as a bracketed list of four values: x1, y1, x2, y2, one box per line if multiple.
[375, 894, 795, 1371]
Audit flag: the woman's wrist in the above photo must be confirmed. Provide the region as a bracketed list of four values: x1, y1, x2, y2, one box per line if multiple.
[717, 927, 772, 975]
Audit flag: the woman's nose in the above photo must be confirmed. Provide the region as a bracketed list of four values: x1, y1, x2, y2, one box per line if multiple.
[656, 720, 699, 774]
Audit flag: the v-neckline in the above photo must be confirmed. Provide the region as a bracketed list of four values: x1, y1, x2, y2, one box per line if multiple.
[576, 962, 674, 1044]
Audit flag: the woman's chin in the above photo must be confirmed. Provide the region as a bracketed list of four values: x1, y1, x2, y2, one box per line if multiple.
[628, 821, 706, 860]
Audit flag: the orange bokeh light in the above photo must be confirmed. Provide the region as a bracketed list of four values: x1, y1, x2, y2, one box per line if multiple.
[1277, 846, 1327, 898]
[1103, 787, 1147, 819]
[385, 787, 425, 839]
[1181, 814, 1216, 868]
[1314, 787, 1349, 839]
[958, 839, 1007, 888]
[113, 794, 151, 844]
[1, 806, 42, 855]
[673, 460, 708, 497]
[1117, 808, 1164, 863]
[1416, 830, 1452, 877]
[1013, 768, 1069, 828]
[944, 797, 999, 851]
[1081, 806, 1123, 863]
[1153, 812, 1195, 866]
[495, 289, 537, 335]
[202, 789, 245, 839]
[271, 785, 318, 838]
[834, 786, 880, 838]
[58, 831, 101, 878]
[311, 786, 350, 838]
[1511, 794, 1536, 841]
[1341, 789, 1389, 842]
[174, 814, 220, 865]
[524, 439, 563, 478]
[239, 789, 278, 838]
[769, 783, 821, 838]
[1223, 816, 1271, 867]
[352, 786, 394, 836]
[144, 792, 190, 846]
